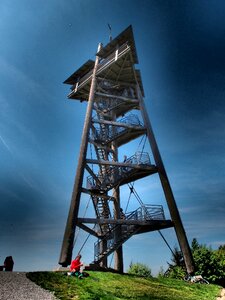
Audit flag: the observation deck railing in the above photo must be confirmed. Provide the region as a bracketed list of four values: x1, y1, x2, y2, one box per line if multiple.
[87, 151, 151, 191]
[127, 205, 165, 221]
[70, 42, 130, 96]
[94, 114, 143, 143]
[94, 204, 165, 262]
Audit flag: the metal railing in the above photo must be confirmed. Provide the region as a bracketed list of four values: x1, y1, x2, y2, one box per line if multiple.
[97, 43, 130, 75]
[119, 114, 142, 126]
[93, 114, 143, 143]
[87, 152, 151, 191]
[95, 98, 125, 113]
[70, 42, 131, 95]
[126, 205, 165, 221]
[124, 151, 151, 165]
[93, 204, 166, 262]
[94, 83, 136, 112]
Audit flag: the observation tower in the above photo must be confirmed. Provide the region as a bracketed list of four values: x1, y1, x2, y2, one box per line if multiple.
[59, 25, 194, 274]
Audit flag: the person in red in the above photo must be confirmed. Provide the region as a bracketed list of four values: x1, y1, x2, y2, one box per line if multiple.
[70, 254, 83, 277]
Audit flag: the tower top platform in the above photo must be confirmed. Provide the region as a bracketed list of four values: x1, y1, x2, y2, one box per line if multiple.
[64, 25, 144, 100]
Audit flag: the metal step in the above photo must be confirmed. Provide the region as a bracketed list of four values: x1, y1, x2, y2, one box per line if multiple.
[94, 224, 140, 263]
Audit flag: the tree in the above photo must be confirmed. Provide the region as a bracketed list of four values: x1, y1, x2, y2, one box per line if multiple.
[164, 239, 225, 285]
[218, 244, 225, 252]
[191, 238, 200, 251]
[128, 262, 152, 278]
[164, 246, 186, 279]
[168, 246, 184, 268]
[191, 239, 225, 286]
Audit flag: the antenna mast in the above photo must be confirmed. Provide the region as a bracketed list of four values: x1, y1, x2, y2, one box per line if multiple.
[108, 23, 112, 42]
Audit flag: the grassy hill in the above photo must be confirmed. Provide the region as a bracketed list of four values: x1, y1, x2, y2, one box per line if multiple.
[27, 271, 222, 300]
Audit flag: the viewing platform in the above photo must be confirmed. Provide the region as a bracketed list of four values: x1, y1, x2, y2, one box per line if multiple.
[90, 204, 173, 263]
[92, 114, 146, 146]
[64, 26, 144, 102]
[94, 90, 139, 118]
[86, 152, 157, 192]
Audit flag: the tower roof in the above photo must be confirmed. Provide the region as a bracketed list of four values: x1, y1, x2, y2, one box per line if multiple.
[64, 59, 94, 85]
[97, 25, 138, 64]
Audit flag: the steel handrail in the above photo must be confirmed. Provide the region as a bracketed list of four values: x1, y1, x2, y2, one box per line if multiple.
[70, 43, 130, 95]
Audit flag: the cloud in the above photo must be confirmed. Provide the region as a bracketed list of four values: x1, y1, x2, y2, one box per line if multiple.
[0, 134, 12, 154]
[0, 56, 39, 92]
[0, 56, 54, 108]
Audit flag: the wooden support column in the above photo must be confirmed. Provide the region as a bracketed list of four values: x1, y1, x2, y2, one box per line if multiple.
[111, 112, 124, 273]
[137, 85, 195, 274]
[59, 43, 102, 266]
[113, 187, 124, 273]
[99, 240, 108, 268]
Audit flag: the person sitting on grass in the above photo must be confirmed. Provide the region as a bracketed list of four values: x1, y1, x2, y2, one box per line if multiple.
[69, 254, 90, 279]
[70, 254, 83, 277]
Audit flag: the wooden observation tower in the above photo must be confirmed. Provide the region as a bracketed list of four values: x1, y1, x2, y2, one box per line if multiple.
[59, 26, 194, 274]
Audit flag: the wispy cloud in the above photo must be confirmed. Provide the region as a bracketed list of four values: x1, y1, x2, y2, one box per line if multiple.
[0, 56, 54, 108]
[0, 57, 38, 93]
[0, 134, 12, 154]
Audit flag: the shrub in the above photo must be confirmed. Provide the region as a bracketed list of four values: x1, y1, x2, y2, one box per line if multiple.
[157, 266, 165, 278]
[192, 240, 225, 285]
[128, 262, 152, 278]
[165, 265, 186, 279]
[164, 246, 186, 279]
[163, 240, 225, 285]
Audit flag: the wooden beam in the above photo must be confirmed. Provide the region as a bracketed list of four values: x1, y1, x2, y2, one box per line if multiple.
[77, 223, 99, 238]
[97, 76, 136, 88]
[59, 43, 102, 267]
[137, 83, 195, 275]
[92, 118, 145, 131]
[85, 164, 101, 186]
[86, 158, 157, 170]
[88, 139, 114, 152]
[77, 217, 171, 226]
[95, 91, 139, 103]
[81, 188, 115, 200]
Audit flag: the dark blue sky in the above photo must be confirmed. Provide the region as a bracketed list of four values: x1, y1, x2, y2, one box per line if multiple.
[0, 0, 225, 273]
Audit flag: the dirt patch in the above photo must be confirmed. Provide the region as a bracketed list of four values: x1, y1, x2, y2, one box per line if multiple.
[217, 288, 225, 300]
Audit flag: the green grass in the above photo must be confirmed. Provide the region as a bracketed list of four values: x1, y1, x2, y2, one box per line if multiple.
[27, 271, 222, 300]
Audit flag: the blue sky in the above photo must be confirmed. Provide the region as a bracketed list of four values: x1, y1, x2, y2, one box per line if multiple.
[0, 0, 225, 274]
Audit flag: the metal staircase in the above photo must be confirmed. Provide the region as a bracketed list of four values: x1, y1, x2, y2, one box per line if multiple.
[94, 204, 167, 264]
[87, 152, 157, 193]
[92, 194, 112, 234]
[93, 114, 146, 146]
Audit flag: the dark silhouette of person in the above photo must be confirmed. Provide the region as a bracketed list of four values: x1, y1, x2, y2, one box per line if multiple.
[120, 208, 126, 219]
[4, 256, 14, 271]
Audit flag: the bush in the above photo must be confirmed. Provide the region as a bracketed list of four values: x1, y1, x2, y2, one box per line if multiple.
[128, 262, 152, 278]
[163, 239, 225, 285]
[191, 240, 225, 285]
[157, 266, 165, 278]
[164, 266, 186, 279]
